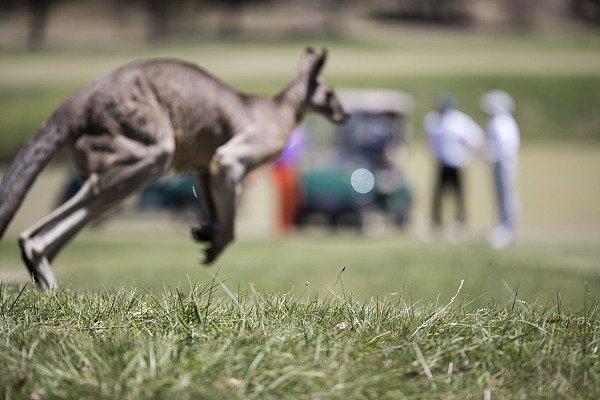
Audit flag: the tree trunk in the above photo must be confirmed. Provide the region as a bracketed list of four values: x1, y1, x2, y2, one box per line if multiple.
[506, 0, 537, 30]
[146, 0, 172, 40]
[27, 0, 51, 50]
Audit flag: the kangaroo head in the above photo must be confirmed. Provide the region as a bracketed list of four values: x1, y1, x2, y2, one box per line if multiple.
[298, 47, 347, 125]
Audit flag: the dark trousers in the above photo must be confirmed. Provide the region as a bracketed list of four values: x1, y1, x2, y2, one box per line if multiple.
[432, 164, 466, 227]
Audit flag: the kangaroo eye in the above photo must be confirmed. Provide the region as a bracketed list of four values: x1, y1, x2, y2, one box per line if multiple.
[326, 92, 333, 101]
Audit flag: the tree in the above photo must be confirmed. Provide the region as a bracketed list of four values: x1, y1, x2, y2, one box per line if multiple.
[571, 0, 600, 24]
[114, 0, 194, 41]
[0, 0, 58, 50]
[505, 0, 537, 30]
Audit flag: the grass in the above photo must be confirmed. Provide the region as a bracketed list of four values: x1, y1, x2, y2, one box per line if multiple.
[1, 281, 598, 399]
[1, 231, 599, 309]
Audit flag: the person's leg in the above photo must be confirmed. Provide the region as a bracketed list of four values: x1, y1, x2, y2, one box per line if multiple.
[489, 161, 518, 248]
[452, 167, 467, 225]
[504, 163, 520, 231]
[281, 166, 299, 232]
[496, 161, 519, 230]
[493, 162, 507, 226]
[445, 166, 468, 243]
[272, 164, 296, 234]
[431, 163, 446, 228]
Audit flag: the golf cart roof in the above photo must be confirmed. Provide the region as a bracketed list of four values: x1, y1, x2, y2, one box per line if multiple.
[339, 89, 414, 115]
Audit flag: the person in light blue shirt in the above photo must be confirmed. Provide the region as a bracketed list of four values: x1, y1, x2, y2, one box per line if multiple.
[481, 90, 521, 249]
[425, 93, 484, 241]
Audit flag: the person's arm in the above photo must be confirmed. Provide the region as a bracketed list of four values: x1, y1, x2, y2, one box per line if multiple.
[504, 117, 521, 160]
[423, 112, 439, 153]
[493, 116, 521, 162]
[486, 119, 500, 163]
[460, 113, 485, 155]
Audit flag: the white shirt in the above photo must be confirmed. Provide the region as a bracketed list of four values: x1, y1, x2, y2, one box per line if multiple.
[486, 113, 520, 164]
[424, 109, 484, 168]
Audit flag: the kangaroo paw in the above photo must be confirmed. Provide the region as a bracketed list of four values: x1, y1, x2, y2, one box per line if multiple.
[202, 243, 225, 266]
[191, 223, 216, 243]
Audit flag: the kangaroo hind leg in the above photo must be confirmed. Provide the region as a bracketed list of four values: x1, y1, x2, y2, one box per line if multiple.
[19, 139, 173, 291]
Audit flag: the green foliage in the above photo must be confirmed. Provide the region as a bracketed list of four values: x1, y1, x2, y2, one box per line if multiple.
[0, 282, 598, 398]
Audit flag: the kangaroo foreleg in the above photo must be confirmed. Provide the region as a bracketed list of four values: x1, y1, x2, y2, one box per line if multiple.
[203, 149, 246, 264]
[191, 170, 217, 243]
[201, 128, 283, 264]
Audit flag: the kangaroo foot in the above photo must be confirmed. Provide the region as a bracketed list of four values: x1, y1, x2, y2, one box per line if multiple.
[18, 237, 58, 291]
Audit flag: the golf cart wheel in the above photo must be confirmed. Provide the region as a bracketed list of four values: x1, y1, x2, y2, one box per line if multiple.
[359, 209, 386, 237]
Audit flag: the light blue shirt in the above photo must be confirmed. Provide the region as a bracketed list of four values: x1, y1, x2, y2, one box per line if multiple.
[487, 113, 520, 164]
[425, 109, 484, 168]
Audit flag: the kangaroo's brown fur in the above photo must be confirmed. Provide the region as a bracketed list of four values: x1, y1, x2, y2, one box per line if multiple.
[0, 48, 346, 290]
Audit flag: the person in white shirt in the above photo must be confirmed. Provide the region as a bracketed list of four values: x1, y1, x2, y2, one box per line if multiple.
[481, 90, 521, 249]
[424, 94, 484, 240]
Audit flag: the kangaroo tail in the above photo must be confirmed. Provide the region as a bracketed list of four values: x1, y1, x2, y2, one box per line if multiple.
[0, 118, 70, 240]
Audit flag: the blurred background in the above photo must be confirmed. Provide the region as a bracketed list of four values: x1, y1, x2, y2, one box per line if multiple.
[0, 0, 599, 306]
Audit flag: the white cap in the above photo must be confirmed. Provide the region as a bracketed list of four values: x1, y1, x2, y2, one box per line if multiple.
[480, 90, 515, 115]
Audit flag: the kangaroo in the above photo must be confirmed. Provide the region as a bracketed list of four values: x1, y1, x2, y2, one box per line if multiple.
[0, 47, 347, 291]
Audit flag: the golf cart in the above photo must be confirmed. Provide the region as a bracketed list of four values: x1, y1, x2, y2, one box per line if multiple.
[295, 89, 414, 235]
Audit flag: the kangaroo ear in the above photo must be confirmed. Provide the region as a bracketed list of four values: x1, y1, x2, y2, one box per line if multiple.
[298, 47, 327, 78]
[298, 47, 315, 74]
[309, 48, 328, 78]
